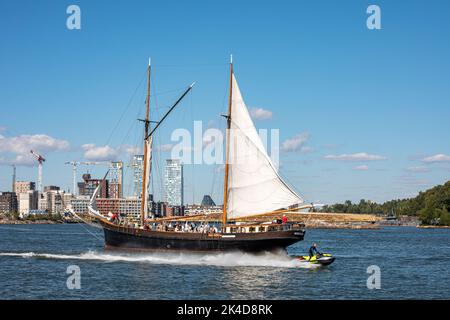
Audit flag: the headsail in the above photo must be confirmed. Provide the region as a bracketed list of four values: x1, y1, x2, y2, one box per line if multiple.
[88, 170, 109, 218]
[226, 74, 303, 219]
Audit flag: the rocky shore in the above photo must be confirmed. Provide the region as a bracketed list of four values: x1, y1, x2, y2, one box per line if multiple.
[417, 225, 450, 229]
[0, 219, 62, 225]
[160, 211, 382, 229]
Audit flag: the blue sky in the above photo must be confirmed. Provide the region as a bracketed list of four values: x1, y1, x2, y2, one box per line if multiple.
[1, 0, 449, 204]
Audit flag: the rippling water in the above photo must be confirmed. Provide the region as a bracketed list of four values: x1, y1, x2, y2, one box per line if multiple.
[0, 224, 449, 299]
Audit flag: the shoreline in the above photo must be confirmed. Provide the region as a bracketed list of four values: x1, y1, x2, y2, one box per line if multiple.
[0, 212, 450, 230]
[0, 219, 379, 229]
[1, 221, 448, 229]
[417, 225, 450, 229]
[0, 220, 63, 225]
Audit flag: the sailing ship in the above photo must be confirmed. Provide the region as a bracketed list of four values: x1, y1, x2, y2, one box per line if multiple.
[88, 57, 308, 252]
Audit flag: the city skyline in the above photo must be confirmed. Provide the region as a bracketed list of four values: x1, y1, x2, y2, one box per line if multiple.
[1, 1, 450, 205]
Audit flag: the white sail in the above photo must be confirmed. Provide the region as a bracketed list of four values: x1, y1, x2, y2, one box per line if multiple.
[142, 136, 152, 219]
[227, 74, 303, 219]
[88, 182, 103, 218]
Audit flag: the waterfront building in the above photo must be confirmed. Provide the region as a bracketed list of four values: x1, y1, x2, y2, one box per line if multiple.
[44, 186, 60, 192]
[62, 193, 74, 211]
[164, 159, 183, 206]
[71, 196, 90, 215]
[153, 201, 168, 218]
[38, 190, 64, 214]
[96, 198, 120, 216]
[18, 190, 39, 214]
[46, 190, 64, 214]
[0, 192, 18, 214]
[27, 209, 49, 216]
[37, 187, 63, 214]
[166, 205, 184, 217]
[14, 181, 35, 194]
[96, 197, 144, 222]
[119, 197, 141, 220]
[184, 204, 223, 216]
[38, 192, 48, 212]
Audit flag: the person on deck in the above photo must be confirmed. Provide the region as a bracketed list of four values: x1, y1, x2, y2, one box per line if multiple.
[282, 214, 287, 224]
[309, 243, 321, 259]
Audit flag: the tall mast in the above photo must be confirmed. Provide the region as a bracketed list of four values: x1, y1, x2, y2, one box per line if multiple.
[140, 58, 151, 225]
[222, 55, 233, 228]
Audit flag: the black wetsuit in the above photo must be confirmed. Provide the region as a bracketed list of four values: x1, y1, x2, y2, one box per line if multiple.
[309, 246, 320, 258]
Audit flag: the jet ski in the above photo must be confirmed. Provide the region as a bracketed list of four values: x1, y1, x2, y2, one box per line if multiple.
[295, 253, 335, 266]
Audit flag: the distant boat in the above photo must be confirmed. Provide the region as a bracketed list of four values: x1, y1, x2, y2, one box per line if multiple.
[88, 57, 307, 252]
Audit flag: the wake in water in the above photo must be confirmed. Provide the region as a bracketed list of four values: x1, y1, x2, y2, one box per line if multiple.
[0, 250, 318, 269]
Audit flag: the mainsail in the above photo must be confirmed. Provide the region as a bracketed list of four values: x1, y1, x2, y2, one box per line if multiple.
[142, 136, 152, 219]
[226, 74, 303, 219]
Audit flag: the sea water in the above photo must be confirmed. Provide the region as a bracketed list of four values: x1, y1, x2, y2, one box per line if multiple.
[0, 224, 449, 299]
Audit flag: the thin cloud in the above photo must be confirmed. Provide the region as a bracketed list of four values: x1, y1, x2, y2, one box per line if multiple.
[354, 165, 369, 171]
[250, 107, 273, 121]
[324, 152, 387, 161]
[395, 175, 430, 187]
[81, 144, 140, 161]
[0, 133, 70, 166]
[406, 166, 430, 173]
[82, 144, 118, 161]
[421, 154, 450, 163]
[299, 146, 314, 153]
[155, 144, 173, 152]
[125, 145, 141, 155]
[281, 132, 310, 152]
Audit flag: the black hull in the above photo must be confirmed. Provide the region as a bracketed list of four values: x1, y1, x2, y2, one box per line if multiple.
[100, 221, 305, 252]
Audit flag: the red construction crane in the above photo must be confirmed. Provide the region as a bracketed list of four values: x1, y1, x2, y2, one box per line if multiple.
[30, 150, 46, 192]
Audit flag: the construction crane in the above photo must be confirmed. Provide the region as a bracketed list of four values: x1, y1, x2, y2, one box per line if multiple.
[64, 161, 108, 195]
[11, 164, 16, 193]
[30, 150, 45, 193]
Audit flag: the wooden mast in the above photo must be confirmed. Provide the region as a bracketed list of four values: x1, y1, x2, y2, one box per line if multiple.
[222, 55, 233, 228]
[140, 58, 151, 225]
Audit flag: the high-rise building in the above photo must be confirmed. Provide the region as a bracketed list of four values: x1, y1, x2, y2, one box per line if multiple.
[0, 192, 18, 214]
[131, 155, 144, 198]
[14, 181, 35, 194]
[108, 161, 123, 199]
[41, 190, 64, 214]
[78, 173, 108, 198]
[165, 159, 183, 206]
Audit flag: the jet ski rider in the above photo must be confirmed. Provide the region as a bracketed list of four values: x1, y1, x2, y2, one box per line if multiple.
[309, 243, 321, 259]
